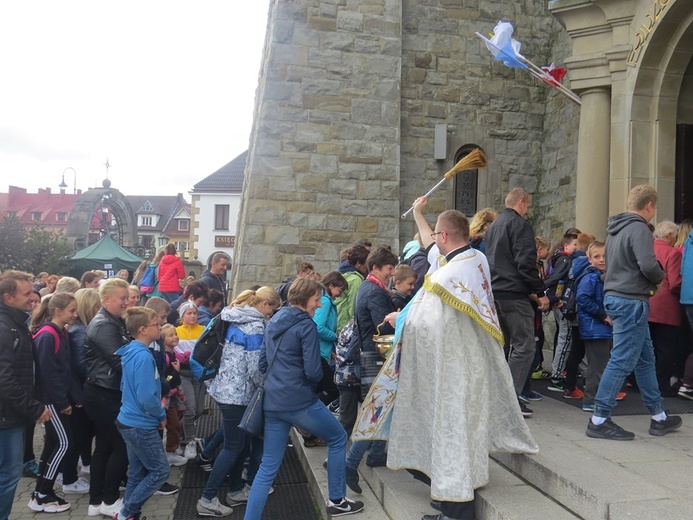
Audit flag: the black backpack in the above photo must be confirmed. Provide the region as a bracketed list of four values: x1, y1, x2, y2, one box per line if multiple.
[190, 314, 229, 381]
[560, 271, 587, 321]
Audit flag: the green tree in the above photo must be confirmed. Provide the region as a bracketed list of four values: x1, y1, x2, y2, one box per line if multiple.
[0, 216, 74, 274]
[0, 215, 28, 271]
[23, 223, 74, 275]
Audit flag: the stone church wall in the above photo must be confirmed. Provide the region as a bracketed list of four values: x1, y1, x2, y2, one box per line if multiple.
[232, 0, 580, 293]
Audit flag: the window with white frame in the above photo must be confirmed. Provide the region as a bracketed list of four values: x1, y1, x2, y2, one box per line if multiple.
[214, 205, 230, 230]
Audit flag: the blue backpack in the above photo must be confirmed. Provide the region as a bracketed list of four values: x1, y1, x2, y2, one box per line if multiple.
[139, 265, 157, 294]
[190, 314, 229, 381]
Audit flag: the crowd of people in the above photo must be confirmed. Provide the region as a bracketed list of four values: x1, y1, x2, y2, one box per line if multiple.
[0, 184, 690, 520]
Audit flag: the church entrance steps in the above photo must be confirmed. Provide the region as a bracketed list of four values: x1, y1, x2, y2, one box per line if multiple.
[293, 396, 693, 519]
[492, 395, 693, 519]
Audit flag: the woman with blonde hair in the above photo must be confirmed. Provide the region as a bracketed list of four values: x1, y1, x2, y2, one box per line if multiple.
[196, 287, 281, 517]
[55, 277, 80, 295]
[675, 218, 693, 252]
[83, 278, 131, 517]
[469, 208, 498, 253]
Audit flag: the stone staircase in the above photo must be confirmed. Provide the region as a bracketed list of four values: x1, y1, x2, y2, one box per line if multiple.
[294, 395, 693, 519]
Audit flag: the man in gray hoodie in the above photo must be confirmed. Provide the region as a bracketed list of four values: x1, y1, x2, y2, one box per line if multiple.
[586, 185, 682, 440]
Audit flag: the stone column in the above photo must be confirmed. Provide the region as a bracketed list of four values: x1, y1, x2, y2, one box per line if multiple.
[575, 87, 611, 238]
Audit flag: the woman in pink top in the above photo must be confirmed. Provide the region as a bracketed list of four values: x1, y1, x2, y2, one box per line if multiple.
[157, 244, 185, 303]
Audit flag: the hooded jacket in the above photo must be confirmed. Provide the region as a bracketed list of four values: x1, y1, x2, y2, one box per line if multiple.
[260, 306, 322, 412]
[197, 305, 216, 327]
[157, 254, 185, 293]
[0, 303, 44, 428]
[335, 270, 365, 332]
[603, 212, 664, 301]
[116, 340, 165, 429]
[207, 305, 266, 406]
[199, 269, 227, 299]
[576, 266, 612, 340]
[312, 289, 337, 363]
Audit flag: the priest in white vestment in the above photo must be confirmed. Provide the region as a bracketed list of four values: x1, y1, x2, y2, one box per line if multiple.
[354, 208, 537, 520]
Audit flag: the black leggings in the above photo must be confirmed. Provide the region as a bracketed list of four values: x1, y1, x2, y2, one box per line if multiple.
[60, 407, 95, 484]
[83, 385, 128, 506]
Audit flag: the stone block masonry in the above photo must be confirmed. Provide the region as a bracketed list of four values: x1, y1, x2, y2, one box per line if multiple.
[232, 0, 579, 295]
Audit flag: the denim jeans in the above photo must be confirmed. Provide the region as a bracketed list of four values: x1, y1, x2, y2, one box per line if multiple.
[345, 440, 386, 471]
[201, 427, 224, 459]
[594, 296, 663, 418]
[0, 426, 25, 520]
[118, 426, 170, 519]
[201, 403, 249, 501]
[226, 435, 263, 491]
[243, 400, 347, 520]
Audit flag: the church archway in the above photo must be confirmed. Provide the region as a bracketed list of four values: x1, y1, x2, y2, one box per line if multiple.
[629, 0, 693, 221]
[65, 180, 138, 251]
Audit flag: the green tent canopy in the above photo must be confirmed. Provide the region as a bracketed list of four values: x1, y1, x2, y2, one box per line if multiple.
[69, 234, 143, 279]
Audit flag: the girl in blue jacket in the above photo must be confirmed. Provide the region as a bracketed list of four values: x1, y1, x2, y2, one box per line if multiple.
[28, 292, 79, 514]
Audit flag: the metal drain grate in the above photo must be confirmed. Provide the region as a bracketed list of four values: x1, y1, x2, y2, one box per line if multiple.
[174, 404, 320, 519]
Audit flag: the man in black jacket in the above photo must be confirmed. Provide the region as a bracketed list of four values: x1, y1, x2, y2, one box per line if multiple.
[199, 253, 230, 302]
[485, 188, 550, 418]
[0, 271, 51, 519]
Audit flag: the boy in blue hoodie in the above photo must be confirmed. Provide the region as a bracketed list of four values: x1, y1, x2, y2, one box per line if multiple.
[115, 307, 170, 520]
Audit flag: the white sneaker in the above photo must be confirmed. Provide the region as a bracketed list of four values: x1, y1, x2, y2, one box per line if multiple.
[226, 484, 250, 506]
[197, 497, 233, 517]
[175, 445, 184, 456]
[87, 503, 102, 516]
[63, 477, 90, 493]
[99, 498, 124, 517]
[55, 472, 63, 484]
[80, 465, 90, 476]
[167, 451, 188, 467]
[184, 442, 197, 460]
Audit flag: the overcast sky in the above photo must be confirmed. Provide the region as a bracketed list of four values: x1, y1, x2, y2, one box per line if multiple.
[0, 1, 270, 198]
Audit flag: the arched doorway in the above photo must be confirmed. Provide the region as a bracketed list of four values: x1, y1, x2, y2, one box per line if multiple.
[628, 0, 693, 222]
[453, 144, 483, 218]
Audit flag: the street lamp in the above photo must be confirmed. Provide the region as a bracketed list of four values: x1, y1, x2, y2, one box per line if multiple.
[61, 167, 77, 194]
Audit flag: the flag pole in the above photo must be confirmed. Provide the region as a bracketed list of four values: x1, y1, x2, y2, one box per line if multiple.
[475, 32, 582, 106]
[520, 56, 582, 106]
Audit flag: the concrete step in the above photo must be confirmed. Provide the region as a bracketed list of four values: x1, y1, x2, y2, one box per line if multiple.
[359, 456, 580, 520]
[291, 429, 391, 520]
[293, 428, 579, 520]
[492, 394, 693, 520]
[293, 395, 693, 520]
